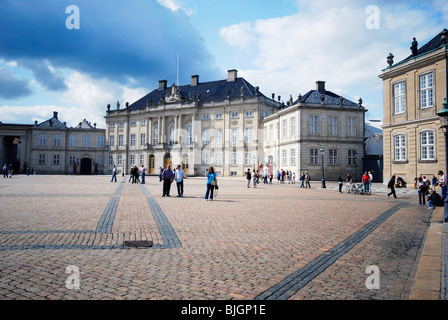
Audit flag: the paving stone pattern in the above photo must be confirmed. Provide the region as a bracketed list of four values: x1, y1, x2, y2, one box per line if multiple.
[0, 176, 436, 300]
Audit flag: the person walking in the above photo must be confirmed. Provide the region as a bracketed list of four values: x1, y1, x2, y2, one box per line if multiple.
[439, 170, 447, 198]
[175, 165, 186, 197]
[346, 173, 353, 192]
[387, 175, 397, 199]
[432, 175, 438, 191]
[368, 171, 373, 192]
[159, 167, 164, 182]
[305, 171, 311, 188]
[300, 171, 305, 188]
[111, 165, 117, 182]
[253, 170, 257, 188]
[362, 172, 370, 194]
[161, 164, 174, 197]
[246, 169, 252, 188]
[141, 164, 147, 184]
[338, 175, 343, 193]
[2, 164, 8, 178]
[205, 167, 217, 201]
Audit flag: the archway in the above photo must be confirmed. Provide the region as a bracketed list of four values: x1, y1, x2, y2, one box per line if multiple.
[182, 154, 189, 175]
[80, 158, 92, 175]
[164, 153, 172, 169]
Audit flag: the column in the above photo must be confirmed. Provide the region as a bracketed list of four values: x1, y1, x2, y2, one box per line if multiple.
[157, 116, 161, 145]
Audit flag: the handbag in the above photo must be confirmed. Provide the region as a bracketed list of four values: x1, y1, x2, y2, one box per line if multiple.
[211, 180, 216, 187]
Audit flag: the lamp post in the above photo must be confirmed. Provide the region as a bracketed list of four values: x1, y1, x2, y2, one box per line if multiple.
[320, 146, 326, 188]
[437, 98, 448, 222]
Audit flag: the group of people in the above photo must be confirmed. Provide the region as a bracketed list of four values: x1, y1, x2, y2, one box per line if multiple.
[411, 170, 447, 211]
[2, 164, 13, 178]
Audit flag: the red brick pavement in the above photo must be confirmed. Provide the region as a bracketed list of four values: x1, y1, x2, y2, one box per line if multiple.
[0, 175, 432, 300]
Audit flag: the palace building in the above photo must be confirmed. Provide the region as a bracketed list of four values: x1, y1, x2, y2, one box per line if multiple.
[379, 29, 448, 185]
[104, 70, 366, 179]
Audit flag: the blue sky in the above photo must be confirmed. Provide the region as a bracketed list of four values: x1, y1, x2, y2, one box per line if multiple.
[0, 0, 447, 127]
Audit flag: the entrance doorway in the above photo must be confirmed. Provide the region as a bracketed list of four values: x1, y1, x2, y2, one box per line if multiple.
[149, 154, 155, 174]
[80, 158, 92, 175]
[164, 153, 172, 169]
[182, 154, 189, 175]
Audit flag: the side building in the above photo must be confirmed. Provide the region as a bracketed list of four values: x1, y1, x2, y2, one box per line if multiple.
[1, 111, 107, 175]
[379, 29, 448, 186]
[261, 81, 366, 181]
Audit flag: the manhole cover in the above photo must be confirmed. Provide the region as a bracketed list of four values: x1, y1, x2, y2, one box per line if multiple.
[123, 240, 153, 248]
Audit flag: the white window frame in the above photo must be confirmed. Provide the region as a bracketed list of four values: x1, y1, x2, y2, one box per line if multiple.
[329, 149, 338, 165]
[394, 81, 406, 114]
[130, 134, 136, 147]
[40, 134, 46, 146]
[347, 117, 357, 137]
[394, 134, 406, 161]
[329, 116, 338, 136]
[420, 73, 434, 109]
[420, 130, 435, 160]
[310, 116, 318, 135]
[97, 136, 104, 148]
[84, 135, 90, 147]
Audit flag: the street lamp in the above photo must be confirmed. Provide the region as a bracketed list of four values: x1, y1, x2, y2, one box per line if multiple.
[437, 98, 448, 222]
[320, 146, 326, 188]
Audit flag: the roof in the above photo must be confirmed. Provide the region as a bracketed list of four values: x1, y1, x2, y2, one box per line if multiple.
[293, 90, 359, 107]
[75, 119, 95, 129]
[37, 117, 66, 129]
[365, 120, 383, 136]
[394, 28, 447, 66]
[128, 77, 268, 109]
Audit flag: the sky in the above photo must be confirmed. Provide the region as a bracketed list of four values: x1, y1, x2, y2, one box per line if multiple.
[0, 0, 447, 128]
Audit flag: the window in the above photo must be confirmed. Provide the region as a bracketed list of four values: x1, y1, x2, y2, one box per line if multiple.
[347, 118, 357, 136]
[131, 120, 136, 126]
[118, 135, 124, 147]
[245, 110, 253, 117]
[291, 149, 296, 165]
[130, 134, 136, 147]
[186, 124, 192, 145]
[270, 125, 274, 142]
[245, 128, 253, 143]
[420, 73, 434, 109]
[54, 135, 61, 147]
[130, 154, 135, 165]
[232, 129, 238, 144]
[202, 153, 209, 165]
[215, 152, 222, 165]
[109, 135, 115, 147]
[108, 155, 114, 166]
[202, 114, 210, 120]
[394, 81, 406, 114]
[39, 154, 46, 165]
[282, 119, 287, 138]
[69, 155, 76, 165]
[215, 130, 222, 144]
[291, 117, 296, 136]
[39, 134, 46, 146]
[97, 136, 104, 148]
[420, 131, 435, 160]
[69, 135, 76, 147]
[117, 155, 123, 165]
[310, 148, 318, 165]
[109, 122, 115, 127]
[231, 153, 237, 165]
[119, 121, 125, 127]
[169, 125, 175, 145]
[141, 119, 146, 125]
[202, 130, 209, 145]
[394, 134, 406, 161]
[215, 113, 223, 120]
[153, 126, 158, 145]
[84, 135, 90, 147]
[329, 117, 338, 136]
[140, 155, 144, 165]
[231, 112, 238, 118]
[53, 154, 60, 165]
[245, 153, 252, 166]
[348, 149, 357, 165]
[282, 150, 287, 165]
[310, 116, 318, 135]
[140, 134, 146, 146]
[329, 149, 338, 165]
[97, 155, 104, 165]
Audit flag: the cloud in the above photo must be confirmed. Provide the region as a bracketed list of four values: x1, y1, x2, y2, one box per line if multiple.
[0, 67, 33, 99]
[0, 0, 218, 90]
[219, 0, 447, 118]
[19, 59, 67, 91]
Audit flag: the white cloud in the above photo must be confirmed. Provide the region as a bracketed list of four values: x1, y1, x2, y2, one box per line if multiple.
[157, 0, 195, 16]
[219, 1, 446, 117]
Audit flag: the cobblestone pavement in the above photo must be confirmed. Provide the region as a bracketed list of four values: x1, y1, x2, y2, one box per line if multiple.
[0, 175, 436, 300]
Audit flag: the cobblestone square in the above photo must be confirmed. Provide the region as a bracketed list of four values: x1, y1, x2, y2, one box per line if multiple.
[0, 175, 438, 300]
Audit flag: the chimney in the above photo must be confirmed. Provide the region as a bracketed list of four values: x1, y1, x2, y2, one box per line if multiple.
[227, 69, 238, 82]
[191, 75, 199, 86]
[316, 81, 326, 93]
[158, 80, 167, 90]
[53, 111, 58, 119]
